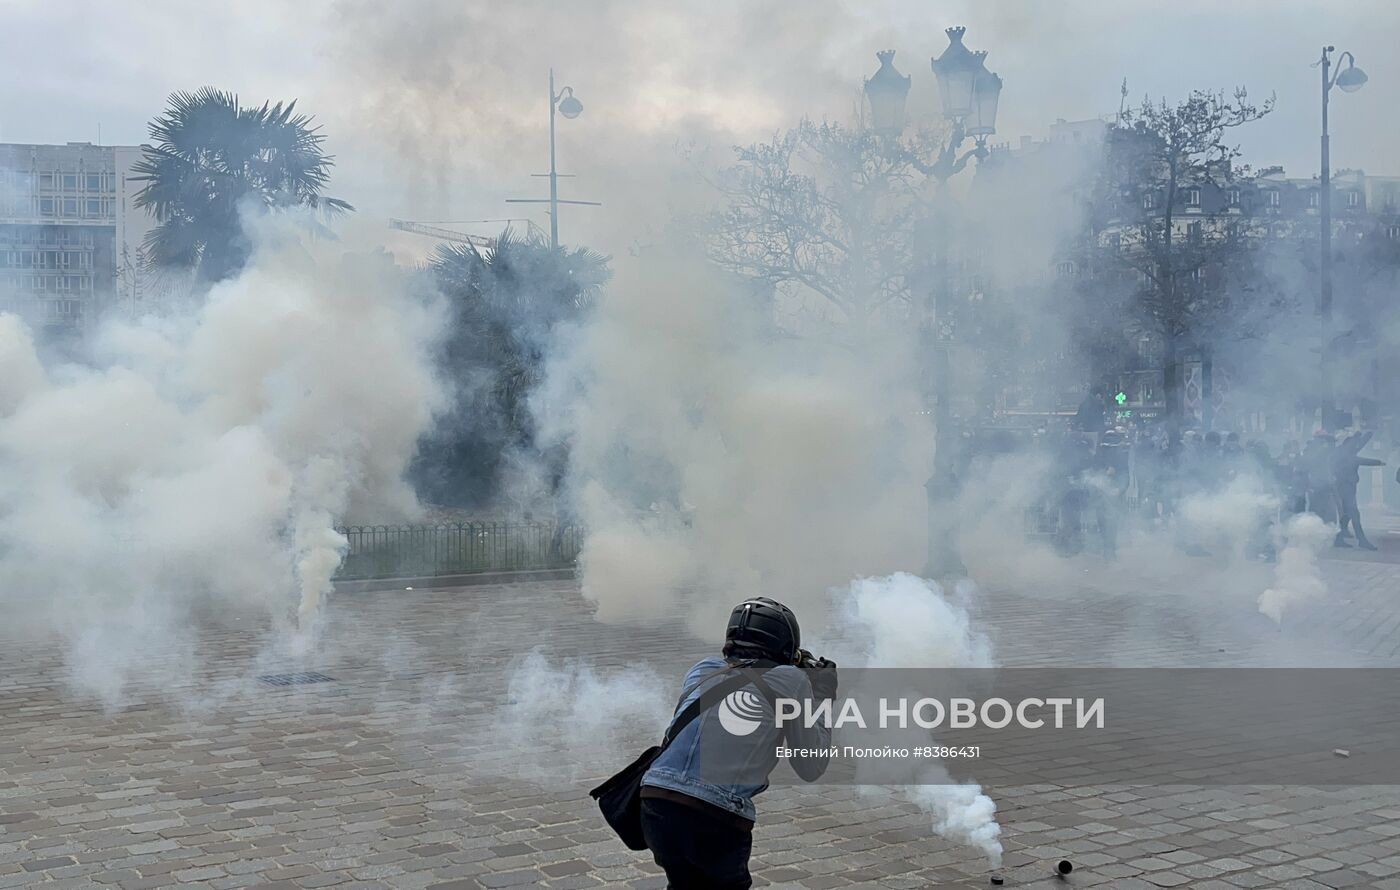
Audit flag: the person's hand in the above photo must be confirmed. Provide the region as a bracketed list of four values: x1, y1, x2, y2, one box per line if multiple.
[808, 658, 838, 701]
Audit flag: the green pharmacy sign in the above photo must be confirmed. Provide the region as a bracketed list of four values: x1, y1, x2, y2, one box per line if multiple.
[1114, 391, 1127, 405]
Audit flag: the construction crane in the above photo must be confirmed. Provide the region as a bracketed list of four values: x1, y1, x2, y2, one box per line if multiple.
[388, 218, 496, 250]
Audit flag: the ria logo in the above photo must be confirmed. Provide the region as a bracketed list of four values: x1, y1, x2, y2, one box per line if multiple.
[717, 689, 769, 736]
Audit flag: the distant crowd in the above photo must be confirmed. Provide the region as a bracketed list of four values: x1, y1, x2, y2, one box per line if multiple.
[1024, 387, 1392, 559]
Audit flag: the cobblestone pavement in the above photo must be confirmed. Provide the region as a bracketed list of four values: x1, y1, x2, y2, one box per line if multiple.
[4, 540, 1400, 890]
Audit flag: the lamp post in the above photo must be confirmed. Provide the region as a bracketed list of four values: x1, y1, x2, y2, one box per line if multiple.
[1317, 46, 1367, 430]
[865, 27, 1002, 578]
[507, 69, 596, 250]
[548, 69, 583, 250]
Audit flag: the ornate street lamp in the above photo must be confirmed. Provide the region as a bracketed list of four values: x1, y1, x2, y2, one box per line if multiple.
[861, 26, 1002, 580]
[864, 50, 912, 134]
[966, 61, 1003, 138]
[930, 27, 980, 120]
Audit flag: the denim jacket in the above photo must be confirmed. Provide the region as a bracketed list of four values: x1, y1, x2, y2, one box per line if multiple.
[641, 655, 832, 821]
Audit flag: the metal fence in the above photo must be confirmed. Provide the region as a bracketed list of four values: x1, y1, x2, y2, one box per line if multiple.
[334, 521, 581, 580]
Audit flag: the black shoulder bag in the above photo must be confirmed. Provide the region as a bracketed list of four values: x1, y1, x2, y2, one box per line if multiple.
[589, 663, 775, 850]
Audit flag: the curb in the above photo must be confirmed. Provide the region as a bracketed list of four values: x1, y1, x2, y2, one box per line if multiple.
[332, 568, 577, 593]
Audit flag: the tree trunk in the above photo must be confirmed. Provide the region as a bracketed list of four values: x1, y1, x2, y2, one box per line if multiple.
[1162, 334, 1179, 426]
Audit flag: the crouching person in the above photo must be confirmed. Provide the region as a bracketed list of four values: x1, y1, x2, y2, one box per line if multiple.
[640, 597, 837, 889]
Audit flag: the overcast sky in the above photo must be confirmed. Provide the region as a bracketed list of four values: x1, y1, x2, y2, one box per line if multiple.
[3, 0, 1397, 258]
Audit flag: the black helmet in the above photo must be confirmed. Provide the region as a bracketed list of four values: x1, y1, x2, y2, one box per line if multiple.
[723, 597, 801, 664]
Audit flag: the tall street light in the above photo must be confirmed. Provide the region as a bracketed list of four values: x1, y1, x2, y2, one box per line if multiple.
[1317, 46, 1367, 430]
[506, 69, 599, 250]
[865, 27, 1002, 579]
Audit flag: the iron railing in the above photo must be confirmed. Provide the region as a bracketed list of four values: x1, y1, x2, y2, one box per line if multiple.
[334, 521, 581, 580]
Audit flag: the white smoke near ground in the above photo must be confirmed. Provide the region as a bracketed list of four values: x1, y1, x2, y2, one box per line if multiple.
[498, 650, 671, 782]
[1258, 512, 1333, 624]
[0, 215, 446, 707]
[828, 572, 1003, 867]
[830, 572, 994, 670]
[1177, 473, 1280, 560]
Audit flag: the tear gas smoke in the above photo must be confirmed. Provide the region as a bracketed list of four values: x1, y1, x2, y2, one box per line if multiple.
[831, 572, 994, 670]
[1177, 474, 1280, 559]
[1258, 512, 1332, 624]
[499, 650, 671, 781]
[539, 248, 931, 637]
[0, 215, 446, 707]
[831, 573, 1003, 866]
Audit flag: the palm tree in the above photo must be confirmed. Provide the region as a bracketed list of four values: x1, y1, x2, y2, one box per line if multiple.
[132, 88, 353, 284]
[411, 228, 610, 507]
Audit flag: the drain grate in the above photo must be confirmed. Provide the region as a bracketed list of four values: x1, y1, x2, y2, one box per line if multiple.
[258, 671, 336, 687]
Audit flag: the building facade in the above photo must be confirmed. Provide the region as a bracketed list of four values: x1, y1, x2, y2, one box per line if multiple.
[1095, 165, 1400, 428]
[0, 142, 158, 339]
[967, 118, 1400, 432]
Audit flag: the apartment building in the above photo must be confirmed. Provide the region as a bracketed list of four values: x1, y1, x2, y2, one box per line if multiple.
[0, 142, 157, 337]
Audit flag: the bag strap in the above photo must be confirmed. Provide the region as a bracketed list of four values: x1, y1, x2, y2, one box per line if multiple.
[659, 661, 779, 750]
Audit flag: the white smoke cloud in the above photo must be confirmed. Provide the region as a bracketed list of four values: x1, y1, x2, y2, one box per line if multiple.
[0, 215, 447, 706]
[498, 649, 672, 782]
[543, 248, 931, 638]
[1258, 512, 1332, 625]
[831, 572, 994, 670]
[829, 572, 1003, 866]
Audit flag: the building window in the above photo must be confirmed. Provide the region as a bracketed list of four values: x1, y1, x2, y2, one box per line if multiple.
[86, 198, 102, 217]
[1347, 191, 1360, 208]
[62, 174, 78, 191]
[1308, 191, 1319, 208]
[1266, 190, 1280, 207]
[1056, 261, 1076, 277]
[1186, 188, 1201, 207]
[62, 198, 78, 216]
[39, 197, 54, 216]
[86, 174, 101, 191]
[1227, 189, 1240, 206]
[1389, 225, 1400, 241]
[1143, 193, 1157, 210]
[1187, 222, 1202, 242]
[39, 173, 53, 189]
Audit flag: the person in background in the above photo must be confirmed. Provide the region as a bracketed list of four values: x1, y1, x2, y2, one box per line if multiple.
[1301, 432, 1338, 526]
[1093, 430, 1130, 559]
[1333, 430, 1385, 551]
[1245, 440, 1279, 560]
[1072, 387, 1108, 434]
[1279, 440, 1307, 516]
[1222, 432, 1246, 482]
[1053, 432, 1097, 556]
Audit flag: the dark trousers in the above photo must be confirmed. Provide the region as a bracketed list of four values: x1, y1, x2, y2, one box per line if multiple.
[1308, 486, 1337, 524]
[1337, 483, 1370, 545]
[639, 797, 752, 889]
